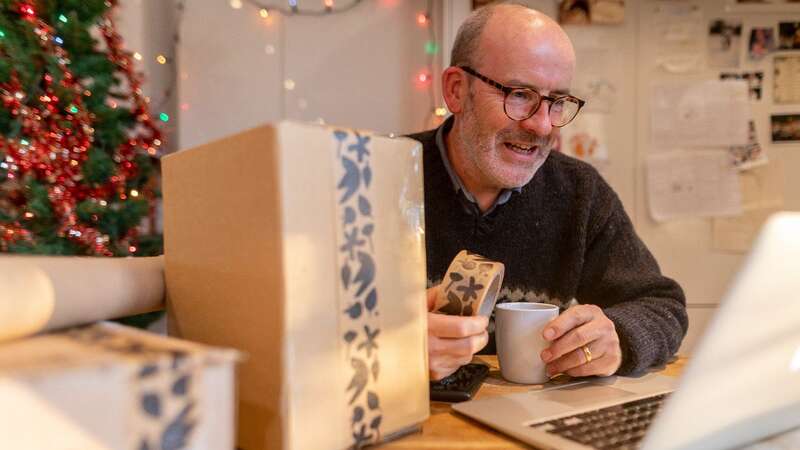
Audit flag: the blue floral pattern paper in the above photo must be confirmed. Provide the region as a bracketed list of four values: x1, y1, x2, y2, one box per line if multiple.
[333, 130, 383, 448]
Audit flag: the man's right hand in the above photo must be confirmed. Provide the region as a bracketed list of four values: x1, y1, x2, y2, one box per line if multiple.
[427, 286, 489, 381]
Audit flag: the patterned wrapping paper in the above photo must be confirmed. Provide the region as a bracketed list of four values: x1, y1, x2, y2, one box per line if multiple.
[162, 121, 429, 450]
[0, 322, 239, 450]
[433, 250, 505, 317]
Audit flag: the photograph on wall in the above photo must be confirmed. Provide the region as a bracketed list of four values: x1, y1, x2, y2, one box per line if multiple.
[720, 71, 763, 100]
[748, 27, 776, 60]
[730, 120, 768, 170]
[472, 0, 495, 9]
[771, 114, 800, 142]
[708, 19, 742, 68]
[774, 55, 800, 104]
[737, 0, 800, 3]
[779, 22, 800, 49]
[734, 0, 800, 9]
[558, 0, 625, 25]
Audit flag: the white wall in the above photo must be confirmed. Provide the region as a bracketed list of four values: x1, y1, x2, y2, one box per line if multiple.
[121, 0, 800, 354]
[177, 0, 444, 149]
[501, 0, 800, 354]
[635, 0, 800, 354]
[117, 0, 178, 152]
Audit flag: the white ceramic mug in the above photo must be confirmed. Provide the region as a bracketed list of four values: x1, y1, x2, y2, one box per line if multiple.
[495, 302, 559, 384]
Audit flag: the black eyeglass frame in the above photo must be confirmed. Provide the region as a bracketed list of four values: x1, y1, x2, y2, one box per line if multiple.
[459, 65, 586, 127]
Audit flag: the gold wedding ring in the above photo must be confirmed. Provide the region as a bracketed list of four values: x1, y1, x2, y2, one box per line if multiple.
[582, 345, 593, 364]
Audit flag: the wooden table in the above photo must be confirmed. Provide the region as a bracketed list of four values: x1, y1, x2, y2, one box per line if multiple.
[382, 355, 688, 449]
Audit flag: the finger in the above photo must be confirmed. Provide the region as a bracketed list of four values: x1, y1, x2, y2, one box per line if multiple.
[565, 355, 619, 378]
[430, 367, 458, 381]
[428, 332, 488, 381]
[428, 331, 489, 358]
[542, 304, 600, 342]
[545, 341, 603, 377]
[430, 363, 463, 381]
[428, 312, 488, 338]
[426, 286, 440, 312]
[542, 321, 604, 362]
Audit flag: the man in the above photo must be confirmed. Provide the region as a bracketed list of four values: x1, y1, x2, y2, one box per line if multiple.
[409, 3, 688, 381]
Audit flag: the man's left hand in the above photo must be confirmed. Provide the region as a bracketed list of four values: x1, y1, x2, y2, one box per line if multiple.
[540, 304, 622, 378]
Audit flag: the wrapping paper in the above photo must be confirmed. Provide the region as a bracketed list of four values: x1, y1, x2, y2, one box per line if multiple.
[0, 322, 239, 450]
[163, 120, 429, 450]
[0, 255, 164, 342]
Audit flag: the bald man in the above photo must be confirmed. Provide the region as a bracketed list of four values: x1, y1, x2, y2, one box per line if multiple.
[410, 4, 687, 381]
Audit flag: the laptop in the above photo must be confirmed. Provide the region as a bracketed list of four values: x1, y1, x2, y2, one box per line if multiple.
[453, 212, 800, 450]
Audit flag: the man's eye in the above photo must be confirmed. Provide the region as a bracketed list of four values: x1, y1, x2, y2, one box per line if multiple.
[510, 90, 532, 101]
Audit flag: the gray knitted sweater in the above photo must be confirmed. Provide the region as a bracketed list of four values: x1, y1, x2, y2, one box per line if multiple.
[409, 123, 688, 376]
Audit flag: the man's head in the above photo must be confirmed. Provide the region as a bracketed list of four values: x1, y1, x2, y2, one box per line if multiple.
[443, 3, 577, 193]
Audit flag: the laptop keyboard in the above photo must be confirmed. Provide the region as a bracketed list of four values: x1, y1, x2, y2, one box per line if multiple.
[529, 393, 671, 450]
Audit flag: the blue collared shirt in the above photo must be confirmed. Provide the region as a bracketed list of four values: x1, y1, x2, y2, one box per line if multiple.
[435, 122, 521, 217]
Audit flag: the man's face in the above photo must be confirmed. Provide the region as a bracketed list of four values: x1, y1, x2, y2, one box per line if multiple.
[454, 14, 575, 191]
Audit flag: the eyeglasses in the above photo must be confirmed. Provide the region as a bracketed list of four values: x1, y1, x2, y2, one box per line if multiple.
[459, 66, 585, 127]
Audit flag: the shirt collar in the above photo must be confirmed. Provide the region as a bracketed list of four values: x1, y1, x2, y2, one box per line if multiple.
[435, 117, 521, 216]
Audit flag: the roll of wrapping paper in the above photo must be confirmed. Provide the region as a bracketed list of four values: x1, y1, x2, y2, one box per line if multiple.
[433, 250, 505, 317]
[0, 255, 165, 343]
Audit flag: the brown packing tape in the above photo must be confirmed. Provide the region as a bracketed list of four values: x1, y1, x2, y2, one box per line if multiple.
[434, 250, 505, 317]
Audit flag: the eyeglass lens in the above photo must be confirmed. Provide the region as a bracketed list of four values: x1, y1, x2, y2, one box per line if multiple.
[504, 89, 581, 126]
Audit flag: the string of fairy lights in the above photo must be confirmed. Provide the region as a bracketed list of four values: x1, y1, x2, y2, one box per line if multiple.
[132, 0, 447, 137]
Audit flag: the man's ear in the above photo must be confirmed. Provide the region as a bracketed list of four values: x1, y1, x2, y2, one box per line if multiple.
[442, 66, 468, 115]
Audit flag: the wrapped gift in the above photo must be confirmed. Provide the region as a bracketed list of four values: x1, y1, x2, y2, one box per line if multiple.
[162, 121, 429, 450]
[0, 322, 239, 450]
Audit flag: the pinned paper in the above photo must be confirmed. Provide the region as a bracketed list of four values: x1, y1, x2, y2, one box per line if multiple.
[708, 19, 742, 68]
[730, 120, 768, 171]
[713, 207, 780, 253]
[720, 72, 763, 101]
[573, 48, 619, 113]
[651, 80, 750, 148]
[774, 55, 800, 105]
[651, 3, 704, 74]
[559, 113, 609, 164]
[646, 150, 742, 222]
[740, 163, 785, 210]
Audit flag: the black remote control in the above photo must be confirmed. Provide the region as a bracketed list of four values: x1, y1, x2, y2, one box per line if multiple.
[429, 363, 489, 402]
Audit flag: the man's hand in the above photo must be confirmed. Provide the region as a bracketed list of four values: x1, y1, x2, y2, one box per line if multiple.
[540, 304, 622, 378]
[426, 286, 489, 381]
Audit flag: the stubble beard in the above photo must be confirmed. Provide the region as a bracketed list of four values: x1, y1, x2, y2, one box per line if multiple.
[458, 99, 555, 191]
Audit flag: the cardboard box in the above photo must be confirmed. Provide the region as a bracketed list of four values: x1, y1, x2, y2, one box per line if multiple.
[0, 322, 239, 450]
[162, 122, 429, 450]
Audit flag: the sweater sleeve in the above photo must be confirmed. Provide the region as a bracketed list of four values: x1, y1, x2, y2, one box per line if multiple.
[576, 179, 688, 376]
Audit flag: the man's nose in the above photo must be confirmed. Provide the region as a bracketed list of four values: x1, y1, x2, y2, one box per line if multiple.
[519, 102, 553, 137]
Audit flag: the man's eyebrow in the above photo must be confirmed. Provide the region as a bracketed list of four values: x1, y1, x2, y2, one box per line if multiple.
[506, 79, 572, 96]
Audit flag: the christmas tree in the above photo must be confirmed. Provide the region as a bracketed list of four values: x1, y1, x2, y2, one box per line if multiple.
[0, 0, 162, 256]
